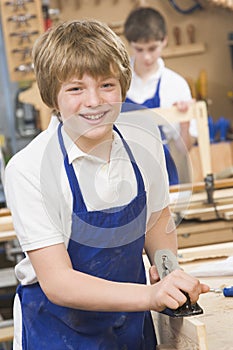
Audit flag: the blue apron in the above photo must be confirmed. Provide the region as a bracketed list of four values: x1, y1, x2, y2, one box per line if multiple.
[123, 78, 179, 185]
[16, 123, 157, 349]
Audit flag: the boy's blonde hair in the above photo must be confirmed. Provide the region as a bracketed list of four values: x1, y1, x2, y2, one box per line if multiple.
[32, 20, 132, 110]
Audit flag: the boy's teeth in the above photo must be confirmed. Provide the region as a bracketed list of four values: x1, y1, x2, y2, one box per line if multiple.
[86, 114, 103, 120]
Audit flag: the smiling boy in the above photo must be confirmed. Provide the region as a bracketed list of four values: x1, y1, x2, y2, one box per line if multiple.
[5, 20, 208, 350]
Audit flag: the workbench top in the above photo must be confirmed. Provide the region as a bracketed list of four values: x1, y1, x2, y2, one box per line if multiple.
[144, 252, 233, 350]
[181, 258, 233, 350]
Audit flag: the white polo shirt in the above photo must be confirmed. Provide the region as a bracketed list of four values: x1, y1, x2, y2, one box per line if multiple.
[126, 57, 197, 139]
[4, 111, 170, 285]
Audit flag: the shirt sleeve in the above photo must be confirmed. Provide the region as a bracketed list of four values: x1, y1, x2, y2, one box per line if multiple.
[4, 160, 65, 252]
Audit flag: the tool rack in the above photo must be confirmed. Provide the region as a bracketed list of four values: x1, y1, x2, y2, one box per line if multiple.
[0, 0, 44, 82]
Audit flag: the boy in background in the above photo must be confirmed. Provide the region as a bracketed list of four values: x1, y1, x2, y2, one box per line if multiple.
[124, 6, 194, 184]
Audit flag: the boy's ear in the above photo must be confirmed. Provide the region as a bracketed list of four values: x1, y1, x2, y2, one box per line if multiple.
[162, 36, 168, 48]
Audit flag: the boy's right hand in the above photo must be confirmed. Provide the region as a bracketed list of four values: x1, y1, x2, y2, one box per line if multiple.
[149, 269, 209, 312]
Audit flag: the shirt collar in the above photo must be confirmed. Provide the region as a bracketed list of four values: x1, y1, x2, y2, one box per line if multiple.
[62, 128, 122, 165]
[47, 116, 123, 164]
[62, 128, 87, 164]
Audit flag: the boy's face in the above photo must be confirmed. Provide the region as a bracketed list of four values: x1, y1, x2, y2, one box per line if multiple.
[130, 38, 167, 70]
[57, 73, 122, 149]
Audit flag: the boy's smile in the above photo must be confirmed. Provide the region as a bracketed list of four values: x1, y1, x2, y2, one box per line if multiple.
[57, 73, 122, 156]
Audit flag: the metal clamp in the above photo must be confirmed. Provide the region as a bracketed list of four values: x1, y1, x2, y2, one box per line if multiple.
[5, 0, 34, 11]
[10, 30, 39, 44]
[15, 62, 34, 73]
[8, 13, 36, 27]
[12, 46, 32, 60]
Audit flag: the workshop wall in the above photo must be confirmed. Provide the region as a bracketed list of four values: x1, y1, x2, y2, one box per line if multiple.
[0, 0, 233, 145]
[49, 0, 233, 121]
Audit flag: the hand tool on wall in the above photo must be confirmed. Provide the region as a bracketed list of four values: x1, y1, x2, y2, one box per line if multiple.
[173, 26, 182, 45]
[209, 286, 233, 297]
[154, 249, 204, 317]
[187, 23, 195, 44]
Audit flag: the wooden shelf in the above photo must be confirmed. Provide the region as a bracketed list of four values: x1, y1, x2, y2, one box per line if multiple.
[162, 42, 206, 58]
[0, 325, 14, 343]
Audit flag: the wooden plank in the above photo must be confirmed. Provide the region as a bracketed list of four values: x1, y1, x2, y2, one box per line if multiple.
[0, 326, 14, 343]
[178, 202, 233, 221]
[178, 227, 233, 248]
[0, 208, 11, 217]
[171, 194, 233, 220]
[0, 216, 14, 232]
[153, 312, 207, 350]
[177, 219, 233, 248]
[170, 185, 233, 218]
[193, 101, 212, 181]
[171, 187, 233, 208]
[181, 259, 233, 350]
[177, 242, 233, 262]
[0, 231, 16, 243]
[188, 142, 233, 183]
[169, 178, 233, 193]
[177, 219, 233, 235]
[162, 43, 206, 58]
[222, 211, 233, 220]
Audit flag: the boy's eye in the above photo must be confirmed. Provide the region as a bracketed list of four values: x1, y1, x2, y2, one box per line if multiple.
[67, 86, 82, 92]
[149, 46, 158, 52]
[102, 83, 113, 88]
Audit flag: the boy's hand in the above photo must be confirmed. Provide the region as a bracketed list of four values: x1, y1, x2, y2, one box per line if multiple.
[173, 98, 195, 113]
[149, 269, 209, 312]
[149, 265, 160, 284]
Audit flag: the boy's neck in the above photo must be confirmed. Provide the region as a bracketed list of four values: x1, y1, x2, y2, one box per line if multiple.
[134, 60, 159, 82]
[75, 131, 114, 162]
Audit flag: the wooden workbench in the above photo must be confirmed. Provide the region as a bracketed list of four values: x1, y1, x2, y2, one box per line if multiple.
[2, 183, 233, 249]
[182, 259, 233, 350]
[0, 326, 14, 343]
[0, 209, 16, 242]
[171, 183, 233, 248]
[146, 251, 233, 350]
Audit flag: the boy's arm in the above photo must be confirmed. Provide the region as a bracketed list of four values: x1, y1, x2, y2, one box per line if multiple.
[28, 239, 209, 313]
[27, 243, 152, 312]
[144, 206, 178, 283]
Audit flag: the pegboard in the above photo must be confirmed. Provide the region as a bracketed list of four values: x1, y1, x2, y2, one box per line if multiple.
[0, 0, 44, 82]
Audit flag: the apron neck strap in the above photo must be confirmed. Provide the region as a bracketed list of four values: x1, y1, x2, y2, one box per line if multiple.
[113, 125, 145, 195]
[57, 122, 87, 212]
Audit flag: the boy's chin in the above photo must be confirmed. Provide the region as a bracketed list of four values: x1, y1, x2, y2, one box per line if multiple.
[65, 123, 113, 145]
[82, 123, 114, 141]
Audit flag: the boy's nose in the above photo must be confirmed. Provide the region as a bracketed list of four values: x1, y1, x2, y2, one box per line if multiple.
[143, 51, 152, 60]
[84, 89, 102, 107]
